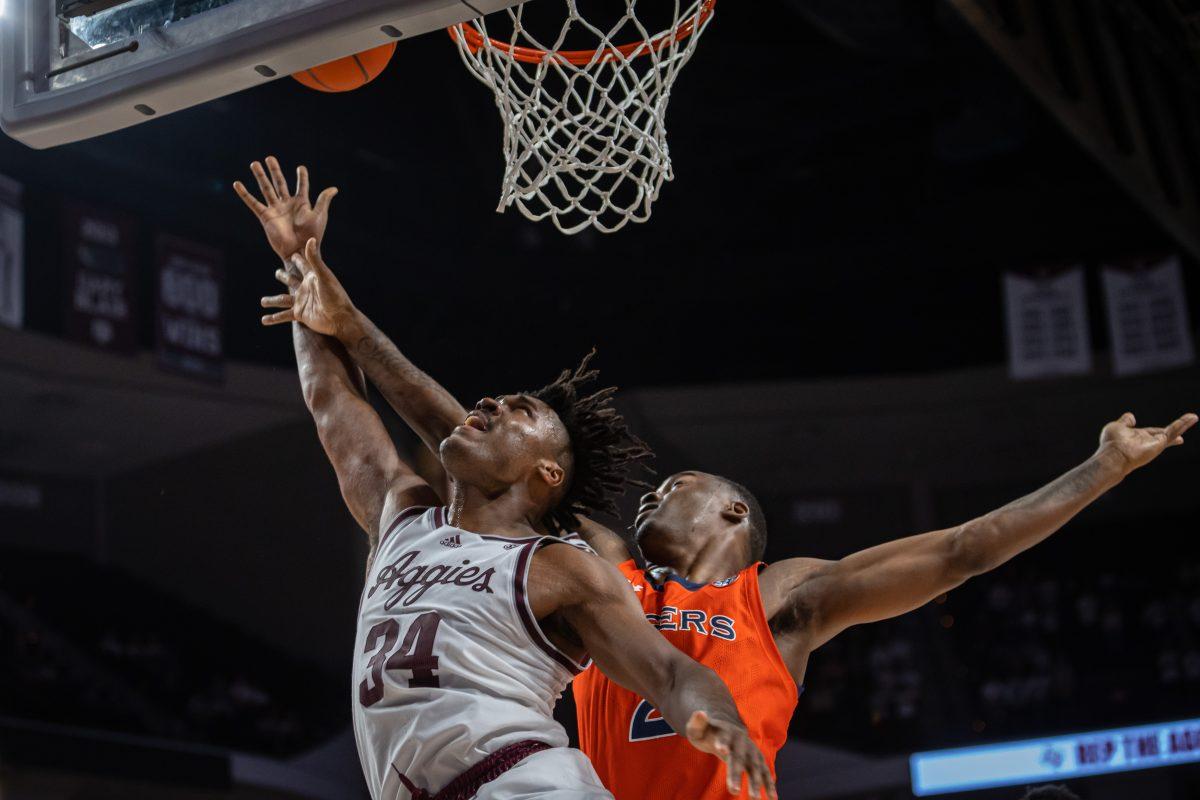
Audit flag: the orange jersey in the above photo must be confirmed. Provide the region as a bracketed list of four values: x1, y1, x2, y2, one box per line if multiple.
[573, 560, 798, 800]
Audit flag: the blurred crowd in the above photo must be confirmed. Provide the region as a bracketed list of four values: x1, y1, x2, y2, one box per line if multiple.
[2, 516, 1197, 757]
[0, 546, 340, 756]
[795, 517, 1199, 752]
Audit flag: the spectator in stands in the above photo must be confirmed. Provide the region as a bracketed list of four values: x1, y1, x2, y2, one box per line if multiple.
[1020, 785, 1079, 799]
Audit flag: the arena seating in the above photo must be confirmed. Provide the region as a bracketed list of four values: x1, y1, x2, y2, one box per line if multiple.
[0, 546, 343, 756]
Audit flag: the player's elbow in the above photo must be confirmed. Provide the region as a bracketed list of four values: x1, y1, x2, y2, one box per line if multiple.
[946, 519, 998, 581]
[300, 368, 338, 412]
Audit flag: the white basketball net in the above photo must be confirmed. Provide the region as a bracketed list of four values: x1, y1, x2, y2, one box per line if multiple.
[450, 1, 716, 235]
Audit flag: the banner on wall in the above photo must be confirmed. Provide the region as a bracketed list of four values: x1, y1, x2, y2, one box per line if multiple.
[1003, 267, 1092, 380]
[155, 235, 224, 382]
[62, 204, 138, 352]
[1102, 255, 1194, 377]
[0, 174, 23, 329]
[912, 716, 1200, 796]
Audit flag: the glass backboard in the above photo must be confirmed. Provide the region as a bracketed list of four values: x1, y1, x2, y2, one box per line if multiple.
[1, 0, 521, 148]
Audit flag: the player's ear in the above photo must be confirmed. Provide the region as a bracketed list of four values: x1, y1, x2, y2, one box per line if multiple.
[721, 500, 749, 525]
[536, 459, 566, 490]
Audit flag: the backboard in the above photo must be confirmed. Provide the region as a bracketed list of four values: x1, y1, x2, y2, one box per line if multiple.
[0, 0, 520, 149]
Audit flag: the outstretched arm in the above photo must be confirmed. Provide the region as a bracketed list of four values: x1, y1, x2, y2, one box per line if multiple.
[235, 159, 438, 552]
[279, 247, 441, 553]
[291, 318, 438, 546]
[533, 546, 775, 799]
[762, 411, 1197, 650]
[236, 156, 466, 456]
[336, 311, 466, 457]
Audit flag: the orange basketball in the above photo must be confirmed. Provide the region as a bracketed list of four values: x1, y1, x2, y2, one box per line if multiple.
[292, 42, 397, 92]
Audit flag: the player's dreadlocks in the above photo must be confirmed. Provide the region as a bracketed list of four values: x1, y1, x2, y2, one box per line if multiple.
[528, 350, 654, 535]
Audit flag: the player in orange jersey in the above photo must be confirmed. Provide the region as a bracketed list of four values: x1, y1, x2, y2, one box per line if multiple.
[571, 418, 1193, 799]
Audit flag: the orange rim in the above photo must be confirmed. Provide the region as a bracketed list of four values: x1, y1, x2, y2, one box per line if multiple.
[448, 0, 716, 66]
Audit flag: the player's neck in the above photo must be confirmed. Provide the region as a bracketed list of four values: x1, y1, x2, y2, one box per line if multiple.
[448, 481, 546, 538]
[647, 535, 745, 585]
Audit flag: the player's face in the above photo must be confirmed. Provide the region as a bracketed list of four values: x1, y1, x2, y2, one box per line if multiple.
[439, 394, 570, 494]
[635, 471, 730, 551]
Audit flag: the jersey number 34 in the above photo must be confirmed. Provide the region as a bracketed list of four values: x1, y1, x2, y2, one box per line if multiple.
[359, 611, 442, 706]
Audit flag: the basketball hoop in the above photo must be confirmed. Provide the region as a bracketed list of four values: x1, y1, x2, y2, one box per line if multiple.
[448, 1, 717, 235]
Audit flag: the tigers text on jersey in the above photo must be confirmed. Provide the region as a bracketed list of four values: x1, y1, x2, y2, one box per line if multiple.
[573, 561, 799, 800]
[352, 506, 594, 800]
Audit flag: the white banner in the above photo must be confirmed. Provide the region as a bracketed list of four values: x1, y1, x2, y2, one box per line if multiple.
[1102, 255, 1195, 376]
[0, 174, 23, 329]
[912, 717, 1200, 795]
[1003, 268, 1092, 379]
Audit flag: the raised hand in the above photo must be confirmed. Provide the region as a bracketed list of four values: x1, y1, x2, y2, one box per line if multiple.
[1098, 411, 1197, 474]
[260, 238, 358, 338]
[685, 711, 777, 799]
[233, 156, 338, 261]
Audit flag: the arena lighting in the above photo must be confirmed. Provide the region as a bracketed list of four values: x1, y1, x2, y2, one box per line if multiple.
[911, 717, 1200, 795]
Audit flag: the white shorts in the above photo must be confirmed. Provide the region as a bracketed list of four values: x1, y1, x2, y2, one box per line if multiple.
[474, 747, 613, 800]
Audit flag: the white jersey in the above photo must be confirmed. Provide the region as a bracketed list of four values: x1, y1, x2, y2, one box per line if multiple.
[351, 506, 592, 800]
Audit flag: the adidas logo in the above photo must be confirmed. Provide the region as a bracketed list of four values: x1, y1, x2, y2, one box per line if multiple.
[439, 534, 463, 548]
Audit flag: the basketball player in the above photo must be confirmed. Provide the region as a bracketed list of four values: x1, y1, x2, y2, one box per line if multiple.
[234, 159, 776, 800]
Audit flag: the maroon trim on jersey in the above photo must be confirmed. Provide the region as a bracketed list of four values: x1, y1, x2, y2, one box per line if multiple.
[513, 541, 588, 675]
[434, 506, 446, 528]
[389, 739, 552, 800]
[380, 506, 431, 546]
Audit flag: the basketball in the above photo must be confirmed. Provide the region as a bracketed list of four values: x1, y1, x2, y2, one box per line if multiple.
[292, 42, 397, 92]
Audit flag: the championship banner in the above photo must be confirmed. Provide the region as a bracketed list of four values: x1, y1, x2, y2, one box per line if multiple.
[1003, 267, 1092, 380]
[912, 717, 1200, 795]
[62, 203, 138, 352]
[155, 235, 224, 382]
[0, 174, 23, 329]
[1102, 255, 1195, 377]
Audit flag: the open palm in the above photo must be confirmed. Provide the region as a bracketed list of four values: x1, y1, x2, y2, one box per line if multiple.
[1099, 412, 1197, 473]
[260, 239, 356, 338]
[234, 156, 337, 261]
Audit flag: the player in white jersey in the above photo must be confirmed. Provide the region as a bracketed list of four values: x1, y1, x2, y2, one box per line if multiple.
[354, 505, 606, 799]
[236, 159, 777, 800]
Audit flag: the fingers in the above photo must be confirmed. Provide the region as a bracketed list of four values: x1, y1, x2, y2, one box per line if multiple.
[1120, 411, 1136, 427]
[275, 268, 300, 290]
[725, 749, 744, 796]
[314, 186, 338, 217]
[1164, 413, 1198, 443]
[261, 310, 295, 326]
[296, 165, 311, 204]
[250, 160, 279, 205]
[232, 181, 265, 214]
[304, 237, 332, 276]
[261, 294, 294, 310]
[290, 252, 312, 278]
[265, 155, 290, 199]
[752, 750, 776, 799]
